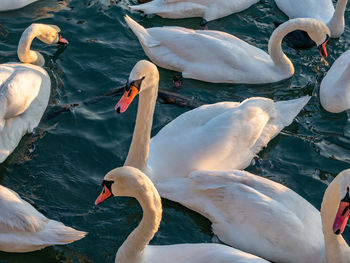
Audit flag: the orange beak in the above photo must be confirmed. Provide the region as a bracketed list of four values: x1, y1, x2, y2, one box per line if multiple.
[115, 85, 139, 113]
[58, 33, 69, 45]
[95, 185, 112, 205]
[333, 200, 350, 235]
[318, 39, 328, 58]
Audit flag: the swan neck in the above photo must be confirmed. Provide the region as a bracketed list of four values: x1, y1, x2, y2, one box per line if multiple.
[17, 25, 45, 66]
[116, 182, 162, 263]
[321, 181, 350, 263]
[268, 21, 295, 74]
[124, 82, 158, 173]
[327, 0, 347, 37]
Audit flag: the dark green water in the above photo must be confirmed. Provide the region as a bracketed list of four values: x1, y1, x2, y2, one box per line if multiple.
[0, 0, 350, 262]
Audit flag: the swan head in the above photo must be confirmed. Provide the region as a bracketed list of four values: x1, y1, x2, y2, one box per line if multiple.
[95, 166, 154, 205]
[331, 169, 350, 235]
[115, 60, 159, 113]
[302, 19, 330, 58]
[28, 23, 68, 45]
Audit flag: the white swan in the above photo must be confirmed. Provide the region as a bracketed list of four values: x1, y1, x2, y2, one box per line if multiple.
[124, 16, 330, 84]
[130, 0, 260, 27]
[155, 169, 350, 263]
[274, 0, 348, 38]
[0, 0, 38, 11]
[0, 184, 86, 252]
[0, 23, 68, 163]
[115, 60, 311, 183]
[94, 166, 269, 263]
[320, 50, 350, 113]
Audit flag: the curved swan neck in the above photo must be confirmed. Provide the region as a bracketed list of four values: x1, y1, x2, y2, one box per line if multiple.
[321, 180, 350, 263]
[124, 78, 158, 173]
[268, 20, 297, 74]
[327, 0, 348, 38]
[17, 24, 45, 66]
[115, 178, 162, 263]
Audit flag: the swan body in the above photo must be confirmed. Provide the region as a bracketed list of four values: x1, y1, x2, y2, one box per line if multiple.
[0, 0, 38, 11]
[0, 23, 68, 163]
[95, 166, 269, 263]
[125, 16, 329, 84]
[116, 60, 311, 184]
[156, 169, 350, 263]
[320, 50, 350, 113]
[156, 170, 324, 263]
[130, 0, 259, 22]
[0, 185, 86, 252]
[274, 0, 348, 38]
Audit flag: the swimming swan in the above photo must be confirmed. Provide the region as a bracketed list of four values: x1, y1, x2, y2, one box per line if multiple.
[0, 184, 86, 252]
[0, 23, 68, 163]
[125, 16, 329, 84]
[95, 166, 269, 263]
[114, 60, 311, 183]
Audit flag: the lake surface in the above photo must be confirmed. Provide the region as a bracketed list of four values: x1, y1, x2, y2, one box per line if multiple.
[0, 0, 350, 262]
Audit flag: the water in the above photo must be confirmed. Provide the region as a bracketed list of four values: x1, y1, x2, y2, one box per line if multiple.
[0, 0, 349, 262]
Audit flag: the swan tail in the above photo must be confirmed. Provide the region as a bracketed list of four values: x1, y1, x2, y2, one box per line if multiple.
[39, 220, 87, 245]
[274, 96, 311, 127]
[251, 96, 310, 154]
[124, 15, 160, 47]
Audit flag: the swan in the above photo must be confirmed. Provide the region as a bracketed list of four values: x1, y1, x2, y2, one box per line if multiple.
[129, 0, 260, 28]
[94, 166, 269, 263]
[114, 60, 311, 183]
[320, 50, 350, 113]
[0, 0, 38, 11]
[0, 23, 68, 163]
[124, 16, 329, 84]
[0, 184, 86, 252]
[155, 169, 350, 263]
[274, 0, 348, 38]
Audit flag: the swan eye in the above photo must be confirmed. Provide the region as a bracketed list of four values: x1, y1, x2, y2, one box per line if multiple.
[102, 180, 114, 194]
[341, 187, 350, 203]
[322, 34, 330, 45]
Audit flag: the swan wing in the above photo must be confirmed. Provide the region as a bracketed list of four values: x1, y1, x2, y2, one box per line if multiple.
[144, 243, 269, 263]
[0, 185, 48, 233]
[156, 170, 324, 263]
[0, 64, 43, 120]
[0, 185, 86, 252]
[149, 96, 310, 181]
